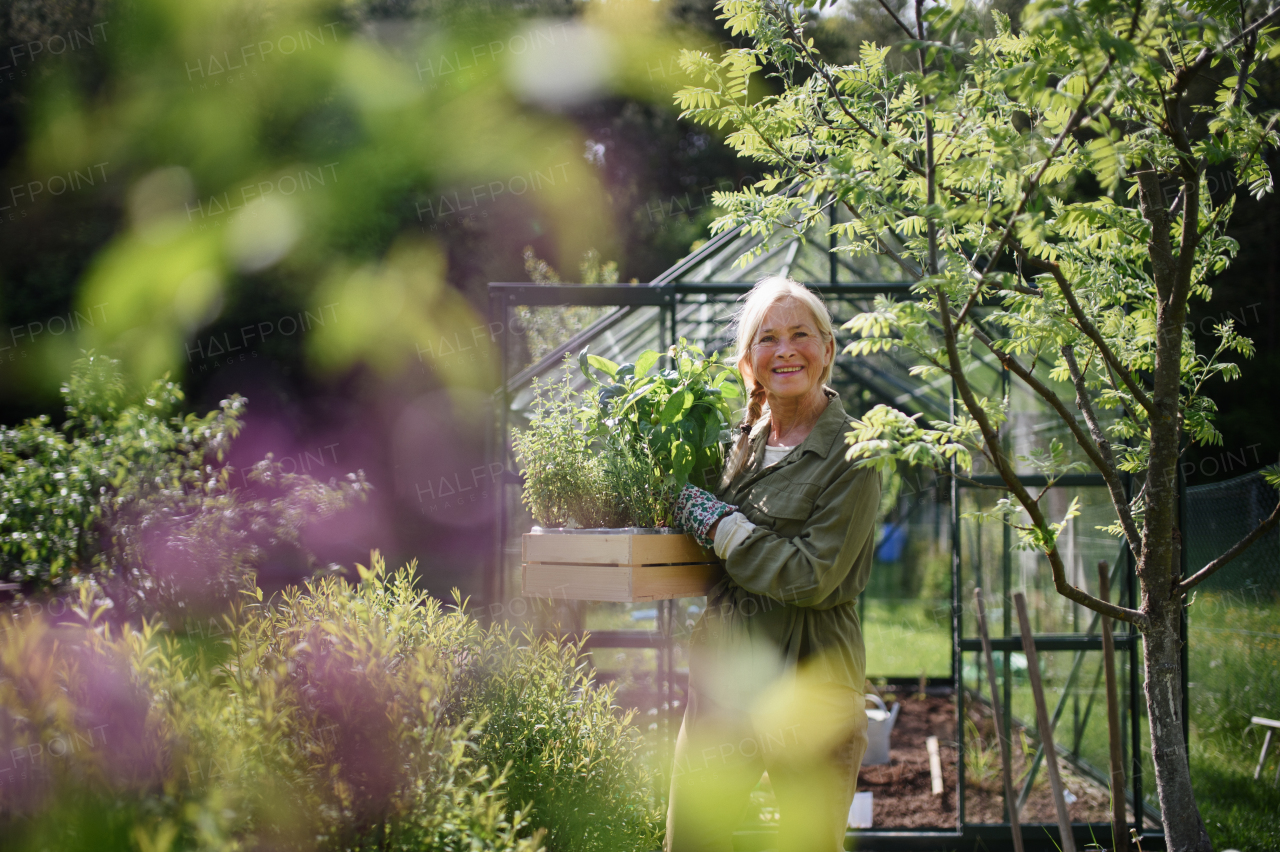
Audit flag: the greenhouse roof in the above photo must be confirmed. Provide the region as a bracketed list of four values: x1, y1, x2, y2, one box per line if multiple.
[495, 193, 999, 426]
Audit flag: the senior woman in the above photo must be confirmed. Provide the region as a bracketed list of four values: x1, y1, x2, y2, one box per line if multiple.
[667, 277, 880, 852]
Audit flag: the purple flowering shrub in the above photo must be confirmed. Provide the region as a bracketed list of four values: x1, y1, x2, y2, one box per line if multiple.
[0, 353, 370, 624]
[0, 558, 660, 852]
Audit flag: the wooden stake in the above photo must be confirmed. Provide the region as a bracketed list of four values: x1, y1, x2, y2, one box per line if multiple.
[926, 736, 944, 795]
[1013, 592, 1077, 852]
[1098, 562, 1131, 852]
[975, 588, 1025, 852]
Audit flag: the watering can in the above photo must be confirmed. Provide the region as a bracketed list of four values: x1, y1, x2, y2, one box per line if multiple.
[863, 694, 900, 765]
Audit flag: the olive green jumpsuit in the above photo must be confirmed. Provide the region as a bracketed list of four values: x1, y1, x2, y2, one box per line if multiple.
[665, 392, 881, 852]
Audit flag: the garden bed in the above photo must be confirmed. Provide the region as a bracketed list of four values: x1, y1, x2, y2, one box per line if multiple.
[599, 670, 1132, 831]
[854, 690, 960, 828]
[856, 687, 1132, 829]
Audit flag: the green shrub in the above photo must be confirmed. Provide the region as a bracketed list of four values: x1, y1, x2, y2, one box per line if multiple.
[0, 559, 661, 852]
[456, 626, 664, 852]
[0, 353, 369, 621]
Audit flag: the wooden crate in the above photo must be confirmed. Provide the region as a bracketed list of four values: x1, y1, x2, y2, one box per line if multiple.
[522, 531, 723, 602]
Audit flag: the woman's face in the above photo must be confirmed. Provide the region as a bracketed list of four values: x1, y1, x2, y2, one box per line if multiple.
[747, 298, 833, 403]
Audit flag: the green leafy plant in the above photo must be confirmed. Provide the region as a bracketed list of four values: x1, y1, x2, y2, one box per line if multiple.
[0, 353, 370, 622]
[513, 366, 620, 529]
[514, 341, 741, 529]
[457, 622, 665, 852]
[964, 717, 1001, 792]
[580, 339, 742, 492]
[601, 439, 671, 530]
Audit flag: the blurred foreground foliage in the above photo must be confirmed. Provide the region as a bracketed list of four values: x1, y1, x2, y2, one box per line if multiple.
[0, 353, 369, 620]
[0, 559, 664, 852]
[0, 0, 704, 391]
[514, 247, 617, 366]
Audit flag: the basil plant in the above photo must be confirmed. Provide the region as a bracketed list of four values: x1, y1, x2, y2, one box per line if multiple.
[580, 340, 743, 506]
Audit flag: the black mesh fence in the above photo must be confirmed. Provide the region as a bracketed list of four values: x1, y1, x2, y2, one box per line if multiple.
[1183, 470, 1280, 756]
[1185, 470, 1280, 600]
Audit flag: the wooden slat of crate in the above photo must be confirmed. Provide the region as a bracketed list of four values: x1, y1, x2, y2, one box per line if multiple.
[522, 531, 712, 566]
[522, 562, 722, 602]
[521, 532, 722, 602]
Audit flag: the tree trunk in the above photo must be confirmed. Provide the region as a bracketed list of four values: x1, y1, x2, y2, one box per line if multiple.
[1142, 600, 1212, 852]
[1136, 167, 1213, 852]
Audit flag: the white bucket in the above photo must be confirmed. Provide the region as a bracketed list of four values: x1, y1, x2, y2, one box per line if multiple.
[863, 694, 900, 766]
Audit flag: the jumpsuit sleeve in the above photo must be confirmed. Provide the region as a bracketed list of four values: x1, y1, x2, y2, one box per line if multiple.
[722, 464, 880, 607]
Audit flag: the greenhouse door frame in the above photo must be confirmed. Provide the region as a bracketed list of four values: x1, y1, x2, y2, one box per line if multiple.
[952, 467, 1163, 850]
[487, 280, 1175, 852]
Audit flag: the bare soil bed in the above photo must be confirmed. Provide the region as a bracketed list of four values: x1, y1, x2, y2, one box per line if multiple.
[858, 687, 1131, 829]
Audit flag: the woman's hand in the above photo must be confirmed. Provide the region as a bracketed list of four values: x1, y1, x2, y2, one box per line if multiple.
[671, 484, 738, 550]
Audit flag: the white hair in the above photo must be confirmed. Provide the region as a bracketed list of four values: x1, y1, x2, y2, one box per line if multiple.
[720, 276, 835, 486]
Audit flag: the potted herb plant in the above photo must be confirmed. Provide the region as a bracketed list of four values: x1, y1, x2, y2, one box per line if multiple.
[515, 341, 742, 602]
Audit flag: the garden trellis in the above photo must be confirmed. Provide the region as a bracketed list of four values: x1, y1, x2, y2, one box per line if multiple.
[482, 190, 1270, 851]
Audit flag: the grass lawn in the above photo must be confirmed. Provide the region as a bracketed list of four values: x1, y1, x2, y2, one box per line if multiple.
[1191, 747, 1280, 852]
[1187, 593, 1280, 852]
[862, 597, 952, 678]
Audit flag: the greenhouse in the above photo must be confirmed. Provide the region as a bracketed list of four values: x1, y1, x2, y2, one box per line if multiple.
[487, 194, 1276, 851]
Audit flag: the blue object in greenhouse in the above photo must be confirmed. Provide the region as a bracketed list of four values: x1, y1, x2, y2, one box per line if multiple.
[876, 521, 908, 562]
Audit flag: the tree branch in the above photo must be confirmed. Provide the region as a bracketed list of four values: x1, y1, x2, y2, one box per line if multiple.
[916, 0, 939, 278]
[937, 286, 1148, 627]
[874, 0, 916, 39]
[1172, 169, 1201, 309]
[1163, 82, 1202, 310]
[1020, 251, 1157, 415]
[1126, 0, 1146, 40]
[773, 2, 927, 180]
[1170, 5, 1280, 97]
[1231, 27, 1258, 107]
[1178, 498, 1280, 593]
[1061, 344, 1144, 548]
[953, 55, 1115, 328]
[968, 325, 1115, 479]
[840, 199, 924, 280]
[1200, 112, 1280, 242]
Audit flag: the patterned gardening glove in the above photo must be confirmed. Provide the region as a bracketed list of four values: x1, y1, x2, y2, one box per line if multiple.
[672, 483, 738, 550]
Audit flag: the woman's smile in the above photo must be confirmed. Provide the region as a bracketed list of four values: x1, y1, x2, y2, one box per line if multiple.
[749, 298, 833, 402]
